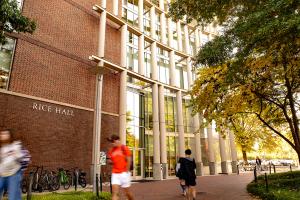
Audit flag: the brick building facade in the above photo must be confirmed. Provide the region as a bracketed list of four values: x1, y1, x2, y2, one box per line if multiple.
[0, 0, 121, 181]
[0, 0, 240, 182]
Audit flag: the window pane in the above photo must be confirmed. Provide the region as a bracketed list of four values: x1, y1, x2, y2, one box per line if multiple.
[0, 37, 15, 90]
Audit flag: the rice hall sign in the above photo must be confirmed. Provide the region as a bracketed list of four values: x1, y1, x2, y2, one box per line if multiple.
[32, 102, 75, 117]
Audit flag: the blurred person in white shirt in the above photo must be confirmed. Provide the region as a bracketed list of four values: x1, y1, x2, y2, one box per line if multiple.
[0, 129, 23, 200]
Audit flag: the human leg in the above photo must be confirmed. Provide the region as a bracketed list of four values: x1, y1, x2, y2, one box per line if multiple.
[179, 179, 186, 196]
[7, 170, 22, 200]
[123, 187, 134, 200]
[111, 173, 121, 200]
[121, 172, 134, 200]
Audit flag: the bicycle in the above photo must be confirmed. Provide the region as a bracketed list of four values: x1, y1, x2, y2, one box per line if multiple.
[56, 168, 72, 190]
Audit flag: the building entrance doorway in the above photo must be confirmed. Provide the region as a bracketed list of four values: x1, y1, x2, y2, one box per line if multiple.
[130, 147, 144, 180]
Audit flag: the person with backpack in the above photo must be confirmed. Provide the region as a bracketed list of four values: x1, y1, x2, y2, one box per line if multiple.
[107, 134, 134, 200]
[0, 129, 24, 200]
[176, 149, 197, 200]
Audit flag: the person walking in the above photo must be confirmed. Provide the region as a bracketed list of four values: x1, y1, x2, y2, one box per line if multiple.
[108, 134, 134, 200]
[256, 156, 262, 174]
[0, 129, 23, 200]
[177, 149, 197, 200]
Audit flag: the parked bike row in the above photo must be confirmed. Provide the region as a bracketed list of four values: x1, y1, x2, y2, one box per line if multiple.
[21, 166, 87, 193]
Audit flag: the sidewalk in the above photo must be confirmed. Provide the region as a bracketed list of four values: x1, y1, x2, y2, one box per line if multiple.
[128, 173, 255, 200]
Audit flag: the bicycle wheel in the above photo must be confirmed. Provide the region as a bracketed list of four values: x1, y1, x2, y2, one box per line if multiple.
[79, 178, 87, 188]
[50, 176, 60, 191]
[21, 178, 28, 194]
[63, 174, 72, 190]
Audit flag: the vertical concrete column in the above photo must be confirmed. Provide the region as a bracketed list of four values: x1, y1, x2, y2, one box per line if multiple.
[169, 51, 176, 87]
[138, 0, 144, 31]
[112, 0, 118, 15]
[138, 35, 145, 76]
[167, 18, 174, 47]
[152, 83, 161, 180]
[186, 57, 193, 90]
[184, 25, 190, 54]
[176, 91, 185, 157]
[195, 28, 200, 50]
[229, 130, 238, 173]
[151, 42, 158, 80]
[207, 123, 216, 175]
[92, 9, 107, 191]
[194, 114, 203, 176]
[101, 0, 106, 8]
[159, 85, 168, 179]
[176, 21, 183, 51]
[119, 24, 128, 145]
[159, 0, 166, 44]
[219, 133, 228, 174]
[150, 6, 156, 39]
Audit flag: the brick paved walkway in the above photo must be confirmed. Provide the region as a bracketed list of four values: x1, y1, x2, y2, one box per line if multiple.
[127, 173, 254, 200]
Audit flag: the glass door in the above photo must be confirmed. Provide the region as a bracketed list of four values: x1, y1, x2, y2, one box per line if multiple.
[130, 147, 144, 179]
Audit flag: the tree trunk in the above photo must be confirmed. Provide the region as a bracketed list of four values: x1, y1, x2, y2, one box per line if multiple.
[242, 150, 248, 164]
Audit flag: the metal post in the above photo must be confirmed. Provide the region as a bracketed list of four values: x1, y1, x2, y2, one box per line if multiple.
[96, 174, 99, 198]
[254, 166, 257, 183]
[273, 164, 276, 173]
[27, 172, 34, 200]
[100, 173, 103, 192]
[237, 165, 239, 175]
[110, 174, 112, 193]
[264, 173, 269, 192]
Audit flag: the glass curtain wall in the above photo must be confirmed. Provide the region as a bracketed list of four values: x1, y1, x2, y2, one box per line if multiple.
[127, 31, 139, 74]
[189, 31, 196, 56]
[164, 89, 178, 176]
[127, 78, 153, 178]
[157, 48, 170, 84]
[155, 12, 161, 41]
[0, 37, 16, 90]
[122, 0, 139, 28]
[144, 41, 152, 78]
[175, 56, 188, 89]
[143, 5, 151, 36]
[171, 21, 178, 50]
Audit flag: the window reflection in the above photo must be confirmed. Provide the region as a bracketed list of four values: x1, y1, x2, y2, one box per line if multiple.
[157, 48, 169, 84]
[0, 37, 15, 90]
[122, 0, 139, 28]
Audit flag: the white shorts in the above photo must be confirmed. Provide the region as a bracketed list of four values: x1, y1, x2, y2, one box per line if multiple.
[111, 172, 131, 188]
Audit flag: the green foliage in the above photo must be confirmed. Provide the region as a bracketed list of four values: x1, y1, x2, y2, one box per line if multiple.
[169, 0, 300, 161]
[0, 0, 36, 44]
[21, 192, 111, 200]
[248, 171, 300, 200]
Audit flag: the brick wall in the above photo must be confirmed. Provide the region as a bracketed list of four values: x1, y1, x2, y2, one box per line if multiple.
[0, 92, 119, 182]
[9, 0, 121, 112]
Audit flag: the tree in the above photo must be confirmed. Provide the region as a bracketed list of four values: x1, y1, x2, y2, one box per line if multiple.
[0, 0, 36, 44]
[169, 0, 300, 162]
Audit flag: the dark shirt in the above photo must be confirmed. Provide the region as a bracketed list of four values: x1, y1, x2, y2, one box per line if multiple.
[178, 157, 196, 180]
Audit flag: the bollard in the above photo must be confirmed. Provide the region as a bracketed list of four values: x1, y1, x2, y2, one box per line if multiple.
[74, 169, 79, 191]
[96, 174, 99, 198]
[273, 164, 276, 173]
[100, 173, 103, 192]
[254, 166, 257, 183]
[290, 164, 292, 172]
[27, 172, 34, 200]
[110, 174, 112, 194]
[264, 173, 269, 192]
[237, 165, 239, 175]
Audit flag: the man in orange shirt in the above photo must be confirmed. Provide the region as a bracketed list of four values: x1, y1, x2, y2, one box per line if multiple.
[108, 134, 134, 200]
